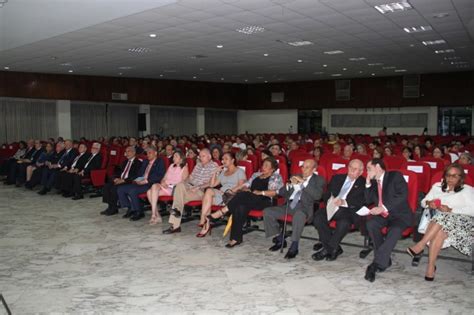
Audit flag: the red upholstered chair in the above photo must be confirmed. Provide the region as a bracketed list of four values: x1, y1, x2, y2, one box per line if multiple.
[314, 166, 327, 182]
[159, 155, 171, 170]
[186, 158, 195, 173]
[289, 153, 313, 176]
[430, 171, 474, 186]
[420, 157, 447, 179]
[460, 164, 474, 183]
[247, 154, 258, 172]
[237, 160, 253, 180]
[325, 157, 349, 181]
[383, 156, 406, 170]
[402, 161, 432, 194]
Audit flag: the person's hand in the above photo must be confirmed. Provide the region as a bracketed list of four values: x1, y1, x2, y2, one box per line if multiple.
[438, 205, 452, 213]
[215, 165, 224, 174]
[290, 176, 303, 185]
[78, 170, 84, 176]
[427, 200, 438, 209]
[333, 198, 343, 207]
[370, 206, 385, 215]
[366, 169, 376, 184]
[252, 190, 261, 195]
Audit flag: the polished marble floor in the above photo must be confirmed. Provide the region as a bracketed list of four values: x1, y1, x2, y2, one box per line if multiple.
[0, 184, 473, 314]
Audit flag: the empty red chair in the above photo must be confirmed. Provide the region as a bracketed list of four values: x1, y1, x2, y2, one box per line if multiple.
[402, 161, 431, 194]
[420, 157, 447, 178]
[460, 164, 474, 183]
[325, 157, 349, 181]
[237, 160, 253, 179]
[383, 156, 406, 170]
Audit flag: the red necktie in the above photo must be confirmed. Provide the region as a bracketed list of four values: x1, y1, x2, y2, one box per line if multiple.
[121, 160, 132, 179]
[377, 179, 383, 207]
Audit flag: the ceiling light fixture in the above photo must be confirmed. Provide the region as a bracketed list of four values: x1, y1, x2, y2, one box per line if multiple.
[342, 68, 347, 71]
[60, 62, 72, 66]
[403, 25, 433, 33]
[118, 66, 133, 70]
[434, 49, 455, 54]
[331, 74, 342, 77]
[263, 53, 269, 57]
[323, 64, 328, 67]
[382, 66, 396, 69]
[149, 33, 157, 38]
[371, 73, 376, 76]
[368, 63, 384, 66]
[236, 25, 265, 35]
[118, 73, 123, 76]
[313, 72, 324, 75]
[422, 39, 446, 46]
[394, 69, 407, 72]
[193, 76, 197, 79]
[349, 57, 366, 61]
[324, 50, 344, 55]
[433, 12, 449, 18]
[68, 70, 73, 73]
[444, 56, 460, 61]
[221, 78, 224, 80]
[128, 47, 152, 53]
[287, 40, 313, 47]
[216, 45, 223, 49]
[450, 61, 468, 65]
[375, 1, 412, 14]
[4, 66, 10, 70]
[297, 59, 303, 63]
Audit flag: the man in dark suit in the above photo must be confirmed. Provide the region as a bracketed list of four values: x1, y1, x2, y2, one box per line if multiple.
[100, 146, 142, 216]
[70, 142, 103, 200]
[263, 159, 325, 259]
[117, 146, 165, 221]
[364, 158, 412, 282]
[55, 143, 91, 197]
[38, 140, 77, 195]
[312, 159, 366, 261]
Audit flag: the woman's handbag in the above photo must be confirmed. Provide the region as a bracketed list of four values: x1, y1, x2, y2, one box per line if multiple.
[418, 208, 435, 234]
[221, 189, 236, 206]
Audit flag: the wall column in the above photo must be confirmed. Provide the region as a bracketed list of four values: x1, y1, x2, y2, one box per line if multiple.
[56, 100, 71, 139]
[197, 107, 205, 135]
[139, 104, 151, 136]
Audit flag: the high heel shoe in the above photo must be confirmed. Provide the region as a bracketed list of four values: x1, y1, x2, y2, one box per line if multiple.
[406, 247, 423, 258]
[425, 266, 437, 281]
[196, 219, 212, 238]
[209, 210, 225, 223]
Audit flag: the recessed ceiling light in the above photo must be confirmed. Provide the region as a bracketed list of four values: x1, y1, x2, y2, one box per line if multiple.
[159, 74, 163, 77]
[68, 70, 73, 73]
[297, 59, 303, 63]
[331, 74, 342, 77]
[264, 81, 268, 83]
[216, 45, 223, 49]
[359, 71, 363, 73]
[450, 61, 468, 65]
[403, 25, 433, 33]
[394, 69, 407, 72]
[382, 66, 396, 69]
[199, 68, 204, 71]
[409, 44, 415, 47]
[60, 62, 72, 66]
[244, 79, 248, 82]
[434, 49, 455, 54]
[433, 12, 449, 19]
[118, 66, 133, 70]
[368, 63, 384, 66]
[444, 56, 460, 61]
[118, 73, 123, 76]
[313, 72, 324, 75]
[371, 73, 376, 76]
[149, 33, 157, 38]
[422, 39, 446, 46]
[193, 76, 197, 79]
[236, 25, 265, 35]
[263, 53, 269, 57]
[349, 57, 366, 61]
[342, 68, 347, 71]
[323, 64, 328, 67]
[375, 1, 412, 14]
[324, 50, 344, 55]
[4, 66, 10, 70]
[220, 77, 224, 80]
[287, 40, 313, 47]
[128, 47, 151, 53]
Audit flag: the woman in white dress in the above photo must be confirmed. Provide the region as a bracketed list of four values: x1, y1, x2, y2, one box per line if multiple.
[407, 164, 473, 281]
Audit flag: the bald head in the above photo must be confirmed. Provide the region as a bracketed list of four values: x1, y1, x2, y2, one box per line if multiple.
[301, 159, 317, 178]
[347, 159, 364, 181]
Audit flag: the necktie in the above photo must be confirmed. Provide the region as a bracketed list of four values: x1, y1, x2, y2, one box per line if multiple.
[121, 160, 132, 179]
[71, 154, 81, 168]
[84, 154, 95, 169]
[144, 160, 154, 180]
[58, 151, 68, 165]
[337, 179, 352, 199]
[377, 179, 383, 207]
[290, 189, 303, 209]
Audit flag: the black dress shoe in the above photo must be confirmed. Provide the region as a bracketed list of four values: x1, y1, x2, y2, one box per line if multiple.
[100, 208, 109, 215]
[313, 242, 324, 252]
[312, 248, 329, 261]
[269, 241, 287, 252]
[376, 259, 392, 272]
[122, 211, 133, 219]
[284, 248, 299, 259]
[225, 241, 242, 248]
[63, 192, 73, 198]
[162, 226, 181, 234]
[130, 212, 145, 221]
[72, 194, 84, 200]
[105, 210, 118, 216]
[326, 246, 344, 261]
[364, 263, 377, 282]
[38, 188, 49, 195]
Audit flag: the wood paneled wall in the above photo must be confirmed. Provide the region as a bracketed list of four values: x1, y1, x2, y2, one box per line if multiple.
[1, 70, 472, 109]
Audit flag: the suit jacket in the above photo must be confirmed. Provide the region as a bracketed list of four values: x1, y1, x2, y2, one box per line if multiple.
[324, 174, 366, 214]
[72, 152, 92, 171]
[365, 171, 412, 226]
[30, 148, 44, 164]
[277, 174, 325, 216]
[22, 147, 36, 160]
[115, 158, 142, 183]
[137, 158, 165, 185]
[50, 150, 65, 164]
[59, 149, 78, 168]
[83, 153, 102, 176]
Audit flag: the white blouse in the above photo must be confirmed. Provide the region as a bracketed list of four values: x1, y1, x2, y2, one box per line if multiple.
[421, 183, 474, 216]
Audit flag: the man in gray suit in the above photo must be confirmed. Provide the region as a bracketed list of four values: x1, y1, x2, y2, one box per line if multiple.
[263, 159, 325, 259]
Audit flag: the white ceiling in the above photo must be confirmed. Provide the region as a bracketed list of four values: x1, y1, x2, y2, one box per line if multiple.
[1, 0, 473, 83]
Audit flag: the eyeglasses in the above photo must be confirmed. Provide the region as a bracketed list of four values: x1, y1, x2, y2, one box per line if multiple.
[446, 173, 461, 178]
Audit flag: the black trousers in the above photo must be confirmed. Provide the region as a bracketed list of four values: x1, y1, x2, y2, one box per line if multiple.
[366, 216, 408, 269]
[15, 163, 30, 184]
[228, 191, 272, 243]
[55, 171, 73, 192]
[5, 159, 19, 184]
[102, 181, 123, 211]
[26, 167, 45, 188]
[313, 208, 358, 253]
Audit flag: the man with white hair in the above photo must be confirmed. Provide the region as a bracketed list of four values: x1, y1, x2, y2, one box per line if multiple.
[312, 159, 366, 261]
[163, 148, 218, 234]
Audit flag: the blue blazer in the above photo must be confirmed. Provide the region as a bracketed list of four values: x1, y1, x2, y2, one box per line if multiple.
[138, 158, 165, 185]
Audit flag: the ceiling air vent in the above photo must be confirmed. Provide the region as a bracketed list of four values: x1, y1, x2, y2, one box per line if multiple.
[271, 92, 284, 103]
[403, 74, 420, 98]
[111, 93, 128, 101]
[335, 80, 350, 101]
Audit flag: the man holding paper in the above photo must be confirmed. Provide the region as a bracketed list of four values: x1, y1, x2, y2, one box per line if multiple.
[263, 159, 325, 259]
[363, 158, 412, 282]
[312, 159, 366, 261]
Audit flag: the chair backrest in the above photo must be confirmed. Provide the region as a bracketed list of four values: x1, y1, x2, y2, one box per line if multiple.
[237, 160, 253, 179]
[247, 154, 258, 172]
[314, 165, 327, 182]
[420, 157, 447, 177]
[383, 156, 406, 170]
[325, 157, 349, 181]
[186, 158, 196, 173]
[107, 146, 123, 167]
[274, 161, 288, 183]
[397, 169, 418, 212]
[402, 161, 431, 194]
[460, 164, 474, 183]
[289, 153, 313, 176]
[431, 170, 474, 186]
[159, 156, 171, 170]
